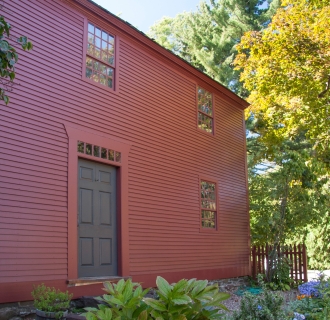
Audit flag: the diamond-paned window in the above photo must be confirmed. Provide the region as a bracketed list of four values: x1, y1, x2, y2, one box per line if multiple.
[86, 23, 115, 89]
[77, 141, 121, 163]
[200, 180, 217, 229]
[198, 87, 213, 134]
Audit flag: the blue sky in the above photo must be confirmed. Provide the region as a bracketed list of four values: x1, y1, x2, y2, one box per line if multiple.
[92, 0, 201, 33]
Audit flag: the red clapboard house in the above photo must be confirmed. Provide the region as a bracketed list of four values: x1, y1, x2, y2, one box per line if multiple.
[0, 0, 250, 303]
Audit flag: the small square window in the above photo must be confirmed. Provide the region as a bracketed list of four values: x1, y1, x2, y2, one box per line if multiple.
[200, 180, 217, 229]
[108, 150, 115, 161]
[197, 87, 214, 134]
[77, 141, 85, 153]
[86, 144, 92, 155]
[115, 152, 121, 163]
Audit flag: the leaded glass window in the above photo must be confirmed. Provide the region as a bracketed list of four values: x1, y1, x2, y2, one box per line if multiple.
[198, 87, 213, 134]
[200, 180, 217, 229]
[86, 23, 115, 89]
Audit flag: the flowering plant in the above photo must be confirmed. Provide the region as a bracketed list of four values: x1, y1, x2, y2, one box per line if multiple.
[297, 295, 311, 300]
[298, 281, 321, 297]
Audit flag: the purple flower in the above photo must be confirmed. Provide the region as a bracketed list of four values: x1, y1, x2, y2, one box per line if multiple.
[298, 281, 320, 297]
[257, 305, 262, 310]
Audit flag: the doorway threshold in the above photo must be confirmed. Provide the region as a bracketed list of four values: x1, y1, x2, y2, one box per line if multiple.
[67, 276, 130, 287]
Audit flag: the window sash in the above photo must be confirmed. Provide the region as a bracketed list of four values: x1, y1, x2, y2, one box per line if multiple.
[200, 180, 217, 229]
[86, 22, 115, 89]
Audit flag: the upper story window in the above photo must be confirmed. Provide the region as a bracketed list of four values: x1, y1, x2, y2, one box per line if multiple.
[200, 180, 217, 229]
[86, 23, 115, 89]
[197, 87, 213, 134]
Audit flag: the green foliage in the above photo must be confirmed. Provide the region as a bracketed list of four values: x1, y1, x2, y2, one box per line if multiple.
[287, 273, 330, 319]
[143, 276, 230, 319]
[148, 0, 279, 97]
[0, 13, 32, 105]
[83, 277, 230, 320]
[83, 279, 149, 320]
[267, 255, 292, 291]
[249, 141, 328, 246]
[317, 273, 330, 319]
[287, 297, 323, 319]
[305, 212, 330, 270]
[31, 283, 72, 317]
[235, 0, 330, 163]
[230, 289, 286, 320]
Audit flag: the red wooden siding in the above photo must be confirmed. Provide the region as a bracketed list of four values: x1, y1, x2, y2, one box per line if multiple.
[0, 0, 249, 302]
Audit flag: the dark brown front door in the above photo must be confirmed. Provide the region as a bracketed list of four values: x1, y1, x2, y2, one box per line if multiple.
[78, 159, 117, 277]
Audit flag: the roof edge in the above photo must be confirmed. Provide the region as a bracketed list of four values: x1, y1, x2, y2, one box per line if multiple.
[74, 0, 249, 109]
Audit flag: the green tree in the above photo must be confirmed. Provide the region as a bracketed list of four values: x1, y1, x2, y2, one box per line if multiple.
[235, 0, 330, 269]
[248, 131, 329, 277]
[0, 14, 32, 104]
[149, 0, 279, 97]
[235, 0, 330, 163]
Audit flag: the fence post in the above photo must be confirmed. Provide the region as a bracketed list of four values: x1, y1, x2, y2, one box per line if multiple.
[302, 244, 308, 282]
[252, 246, 257, 279]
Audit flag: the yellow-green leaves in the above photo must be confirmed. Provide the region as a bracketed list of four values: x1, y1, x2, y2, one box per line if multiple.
[234, 0, 330, 159]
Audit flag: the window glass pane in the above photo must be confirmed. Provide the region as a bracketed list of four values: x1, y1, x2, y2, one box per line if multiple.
[95, 27, 101, 37]
[77, 141, 85, 153]
[93, 145, 100, 157]
[91, 71, 99, 83]
[101, 40, 107, 50]
[86, 57, 93, 67]
[115, 152, 121, 163]
[87, 44, 94, 56]
[198, 112, 213, 133]
[101, 51, 107, 62]
[107, 78, 113, 88]
[93, 60, 99, 71]
[94, 47, 101, 59]
[101, 148, 107, 159]
[95, 37, 101, 48]
[108, 150, 115, 161]
[107, 68, 113, 77]
[201, 200, 216, 210]
[108, 55, 114, 65]
[100, 74, 106, 85]
[100, 64, 107, 75]
[198, 87, 213, 116]
[108, 35, 114, 45]
[86, 144, 92, 155]
[102, 31, 108, 41]
[86, 68, 92, 79]
[201, 211, 215, 219]
[202, 219, 215, 228]
[88, 33, 94, 44]
[88, 23, 94, 33]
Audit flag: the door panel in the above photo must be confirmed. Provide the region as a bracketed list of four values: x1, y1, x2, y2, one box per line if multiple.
[78, 159, 117, 277]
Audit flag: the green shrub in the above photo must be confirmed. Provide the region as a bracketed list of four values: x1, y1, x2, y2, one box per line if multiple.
[143, 276, 230, 319]
[83, 279, 149, 320]
[230, 289, 286, 320]
[286, 296, 322, 319]
[83, 277, 230, 320]
[316, 272, 330, 319]
[266, 257, 293, 291]
[32, 283, 72, 317]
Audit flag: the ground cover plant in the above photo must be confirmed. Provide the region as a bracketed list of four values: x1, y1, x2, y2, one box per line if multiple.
[286, 272, 330, 319]
[31, 283, 73, 319]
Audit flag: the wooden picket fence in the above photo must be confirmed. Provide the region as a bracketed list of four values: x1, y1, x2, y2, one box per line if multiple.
[251, 244, 308, 284]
